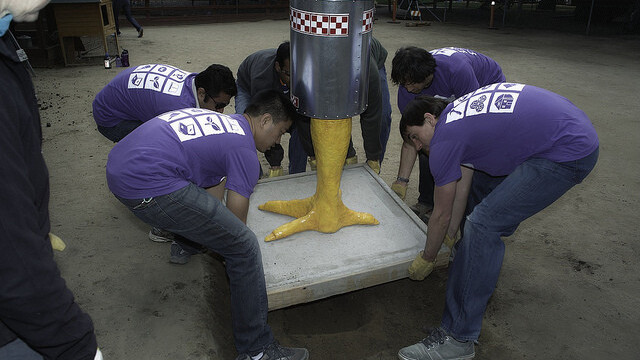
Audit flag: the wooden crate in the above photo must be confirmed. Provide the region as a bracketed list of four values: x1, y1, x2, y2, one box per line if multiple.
[52, 0, 120, 66]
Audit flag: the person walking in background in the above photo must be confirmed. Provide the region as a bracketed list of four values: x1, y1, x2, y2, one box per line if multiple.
[113, 0, 143, 38]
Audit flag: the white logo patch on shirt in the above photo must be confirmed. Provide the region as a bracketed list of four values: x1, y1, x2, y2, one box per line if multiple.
[196, 114, 225, 136]
[497, 83, 525, 92]
[466, 93, 490, 116]
[158, 110, 189, 122]
[127, 64, 189, 96]
[128, 73, 146, 89]
[171, 118, 204, 142]
[221, 116, 246, 136]
[490, 92, 520, 113]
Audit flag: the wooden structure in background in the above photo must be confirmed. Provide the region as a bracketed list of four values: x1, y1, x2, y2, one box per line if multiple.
[52, 0, 120, 66]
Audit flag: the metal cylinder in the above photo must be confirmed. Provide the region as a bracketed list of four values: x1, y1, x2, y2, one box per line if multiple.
[289, 0, 375, 119]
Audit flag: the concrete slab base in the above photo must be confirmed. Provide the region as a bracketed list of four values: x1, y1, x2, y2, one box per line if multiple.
[247, 164, 449, 310]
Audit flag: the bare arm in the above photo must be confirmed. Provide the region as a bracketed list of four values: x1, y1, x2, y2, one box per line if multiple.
[225, 189, 250, 224]
[392, 140, 419, 196]
[447, 167, 473, 237]
[422, 181, 456, 261]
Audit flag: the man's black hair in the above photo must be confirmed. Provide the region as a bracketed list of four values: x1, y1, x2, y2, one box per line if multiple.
[399, 95, 449, 140]
[391, 46, 437, 86]
[245, 89, 297, 125]
[195, 64, 238, 99]
[275, 41, 290, 67]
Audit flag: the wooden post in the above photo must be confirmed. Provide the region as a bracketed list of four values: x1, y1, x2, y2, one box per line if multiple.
[388, 0, 400, 23]
[489, 1, 497, 29]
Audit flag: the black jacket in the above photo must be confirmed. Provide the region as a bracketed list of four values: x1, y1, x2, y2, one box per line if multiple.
[0, 31, 98, 359]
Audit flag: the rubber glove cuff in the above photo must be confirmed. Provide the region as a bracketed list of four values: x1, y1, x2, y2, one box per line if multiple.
[391, 182, 407, 200]
[444, 233, 458, 249]
[366, 159, 380, 174]
[268, 168, 284, 178]
[408, 251, 435, 280]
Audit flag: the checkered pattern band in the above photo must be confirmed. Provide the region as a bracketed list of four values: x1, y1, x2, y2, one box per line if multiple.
[290, 7, 350, 37]
[362, 9, 374, 33]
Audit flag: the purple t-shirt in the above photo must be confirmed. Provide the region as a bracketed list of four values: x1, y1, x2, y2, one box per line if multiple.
[93, 64, 198, 127]
[429, 83, 599, 186]
[106, 109, 260, 199]
[397, 47, 506, 113]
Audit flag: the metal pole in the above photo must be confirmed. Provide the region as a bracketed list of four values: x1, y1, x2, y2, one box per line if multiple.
[586, 0, 595, 35]
[502, 0, 507, 27]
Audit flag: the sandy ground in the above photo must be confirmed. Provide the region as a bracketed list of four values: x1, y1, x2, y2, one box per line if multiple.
[34, 7, 640, 360]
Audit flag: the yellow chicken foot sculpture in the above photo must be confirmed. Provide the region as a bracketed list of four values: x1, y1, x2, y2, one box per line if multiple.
[259, 118, 379, 241]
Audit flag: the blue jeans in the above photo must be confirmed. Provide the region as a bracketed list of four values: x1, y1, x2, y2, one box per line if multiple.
[97, 120, 142, 142]
[378, 66, 392, 163]
[115, 183, 274, 354]
[0, 338, 43, 360]
[441, 148, 599, 340]
[287, 126, 307, 174]
[113, 0, 142, 32]
[418, 151, 435, 207]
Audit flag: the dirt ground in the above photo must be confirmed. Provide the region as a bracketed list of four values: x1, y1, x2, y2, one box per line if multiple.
[36, 6, 639, 360]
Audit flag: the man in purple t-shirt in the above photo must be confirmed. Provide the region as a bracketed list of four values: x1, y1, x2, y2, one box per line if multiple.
[95, 63, 237, 243]
[93, 63, 237, 143]
[395, 84, 599, 360]
[389, 47, 505, 222]
[106, 90, 309, 360]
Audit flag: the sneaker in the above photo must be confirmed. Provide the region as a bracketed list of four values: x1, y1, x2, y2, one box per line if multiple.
[137, 28, 144, 38]
[258, 341, 309, 360]
[170, 241, 191, 265]
[149, 227, 174, 243]
[398, 327, 474, 360]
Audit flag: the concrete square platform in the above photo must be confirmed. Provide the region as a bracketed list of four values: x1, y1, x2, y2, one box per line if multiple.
[247, 164, 449, 310]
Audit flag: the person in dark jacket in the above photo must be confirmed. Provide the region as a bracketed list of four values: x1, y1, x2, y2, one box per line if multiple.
[0, 1, 102, 359]
[112, 0, 143, 37]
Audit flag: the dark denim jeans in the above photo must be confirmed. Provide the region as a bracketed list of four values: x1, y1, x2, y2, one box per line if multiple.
[378, 66, 392, 163]
[418, 151, 435, 207]
[97, 120, 142, 142]
[441, 148, 599, 341]
[116, 183, 274, 354]
[0, 338, 42, 360]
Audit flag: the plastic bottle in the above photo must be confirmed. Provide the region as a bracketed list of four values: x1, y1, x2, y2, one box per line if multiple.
[104, 53, 111, 69]
[120, 49, 130, 67]
[115, 55, 122, 67]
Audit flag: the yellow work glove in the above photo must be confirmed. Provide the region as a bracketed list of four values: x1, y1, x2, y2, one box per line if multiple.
[268, 167, 284, 178]
[49, 233, 66, 251]
[408, 251, 435, 280]
[308, 158, 317, 171]
[344, 155, 358, 166]
[443, 233, 459, 250]
[366, 159, 380, 174]
[391, 182, 407, 200]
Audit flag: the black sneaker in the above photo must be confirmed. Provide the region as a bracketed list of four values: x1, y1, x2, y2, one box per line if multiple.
[259, 341, 308, 360]
[149, 227, 175, 243]
[137, 28, 144, 38]
[398, 327, 474, 360]
[170, 241, 191, 265]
